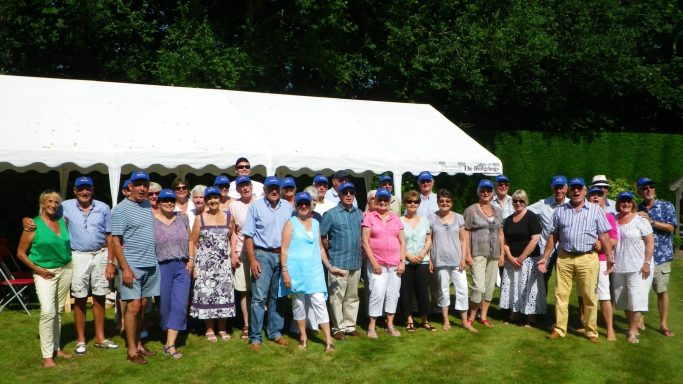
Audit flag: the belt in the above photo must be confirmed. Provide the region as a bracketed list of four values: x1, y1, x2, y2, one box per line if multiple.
[561, 250, 593, 256]
[254, 246, 281, 254]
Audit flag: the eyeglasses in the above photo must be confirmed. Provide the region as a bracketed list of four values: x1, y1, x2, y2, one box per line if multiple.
[419, 180, 432, 184]
[217, 184, 230, 190]
[160, 198, 176, 204]
[296, 201, 311, 207]
[237, 164, 251, 170]
[175, 185, 188, 191]
[376, 199, 389, 204]
[341, 190, 355, 196]
[405, 200, 420, 205]
[597, 186, 609, 190]
[480, 188, 493, 194]
[512, 199, 525, 204]
[641, 185, 655, 191]
[569, 186, 583, 191]
[283, 186, 295, 191]
[148, 191, 160, 197]
[380, 181, 392, 186]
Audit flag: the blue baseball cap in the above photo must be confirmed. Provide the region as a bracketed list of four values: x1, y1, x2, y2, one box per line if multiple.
[495, 175, 509, 183]
[204, 186, 220, 198]
[235, 175, 251, 185]
[281, 177, 296, 189]
[587, 187, 604, 196]
[214, 175, 230, 186]
[418, 171, 433, 182]
[159, 189, 176, 200]
[478, 179, 494, 189]
[376, 188, 391, 199]
[551, 175, 568, 187]
[295, 192, 312, 204]
[339, 182, 355, 192]
[568, 177, 586, 187]
[378, 175, 393, 185]
[637, 177, 655, 187]
[130, 170, 150, 182]
[617, 191, 635, 200]
[313, 175, 328, 184]
[75, 176, 93, 187]
[264, 176, 280, 187]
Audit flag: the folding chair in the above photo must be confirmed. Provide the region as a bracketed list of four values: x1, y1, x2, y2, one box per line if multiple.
[0, 240, 35, 315]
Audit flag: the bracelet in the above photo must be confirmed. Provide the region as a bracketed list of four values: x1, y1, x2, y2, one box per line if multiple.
[644, 260, 652, 265]
[107, 260, 115, 264]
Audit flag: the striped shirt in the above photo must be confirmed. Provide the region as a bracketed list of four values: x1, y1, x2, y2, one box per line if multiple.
[320, 203, 363, 270]
[111, 198, 157, 268]
[61, 199, 111, 252]
[547, 201, 611, 253]
[241, 198, 293, 249]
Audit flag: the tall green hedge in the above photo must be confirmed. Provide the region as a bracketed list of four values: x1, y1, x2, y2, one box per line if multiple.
[493, 131, 683, 204]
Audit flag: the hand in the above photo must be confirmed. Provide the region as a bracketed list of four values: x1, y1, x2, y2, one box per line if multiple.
[466, 256, 474, 266]
[637, 212, 650, 220]
[497, 256, 505, 268]
[605, 258, 615, 274]
[428, 260, 434, 274]
[458, 260, 466, 272]
[397, 263, 405, 276]
[185, 260, 194, 273]
[250, 259, 262, 279]
[371, 261, 382, 275]
[640, 263, 650, 279]
[121, 267, 136, 288]
[231, 255, 240, 269]
[593, 241, 602, 252]
[510, 257, 521, 269]
[105, 263, 116, 280]
[36, 267, 55, 279]
[329, 266, 347, 277]
[282, 271, 291, 288]
[22, 217, 37, 232]
[537, 259, 548, 274]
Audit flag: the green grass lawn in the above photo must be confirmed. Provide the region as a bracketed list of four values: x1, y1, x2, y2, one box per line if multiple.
[1, 260, 681, 384]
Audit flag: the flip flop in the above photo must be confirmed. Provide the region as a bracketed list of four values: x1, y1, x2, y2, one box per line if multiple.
[661, 329, 675, 337]
[218, 331, 231, 341]
[206, 332, 217, 343]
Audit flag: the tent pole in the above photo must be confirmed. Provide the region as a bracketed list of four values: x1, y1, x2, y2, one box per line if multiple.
[108, 167, 121, 207]
[393, 171, 403, 211]
[58, 165, 69, 198]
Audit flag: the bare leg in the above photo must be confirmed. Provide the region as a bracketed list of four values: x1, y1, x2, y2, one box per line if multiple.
[136, 297, 147, 351]
[296, 319, 307, 348]
[204, 319, 215, 336]
[461, 311, 478, 332]
[124, 299, 141, 357]
[600, 300, 615, 341]
[658, 291, 670, 331]
[368, 317, 377, 332]
[73, 297, 88, 343]
[166, 329, 179, 348]
[480, 300, 491, 322]
[441, 307, 451, 329]
[319, 322, 333, 345]
[468, 301, 481, 323]
[386, 313, 396, 329]
[92, 295, 107, 343]
[240, 293, 249, 330]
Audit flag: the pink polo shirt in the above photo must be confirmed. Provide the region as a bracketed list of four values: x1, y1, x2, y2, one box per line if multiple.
[600, 212, 618, 261]
[362, 210, 404, 266]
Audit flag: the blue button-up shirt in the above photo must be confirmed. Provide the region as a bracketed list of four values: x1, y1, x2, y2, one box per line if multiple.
[320, 203, 363, 270]
[416, 192, 439, 218]
[639, 199, 677, 265]
[242, 198, 293, 249]
[547, 201, 611, 253]
[61, 199, 111, 252]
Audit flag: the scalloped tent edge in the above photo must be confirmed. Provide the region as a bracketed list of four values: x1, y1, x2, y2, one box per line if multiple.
[0, 75, 502, 205]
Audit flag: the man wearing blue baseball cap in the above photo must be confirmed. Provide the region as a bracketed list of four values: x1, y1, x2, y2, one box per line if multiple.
[111, 170, 159, 364]
[312, 174, 336, 216]
[378, 175, 401, 215]
[538, 177, 613, 343]
[325, 170, 358, 207]
[415, 171, 438, 218]
[242, 176, 294, 351]
[228, 157, 265, 200]
[492, 175, 513, 219]
[528, 175, 570, 292]
[320, 181, 364, 339]
[637, 177, 677, 337]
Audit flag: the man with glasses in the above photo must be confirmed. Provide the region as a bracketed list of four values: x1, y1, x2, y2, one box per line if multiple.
[325, 170, 358, 207]
[378, 175, 401, 215]
[23, 176, 119, 354]
[637, 177, 677, 337]
[492, 175, 514, 219]
[415, 171, 438, 218]
[590, 175, 617, 214]
[320, 181, 363, 340]
[312, 175, 336, 216]
[538, 177, 613, 343]
[242, 176, 293, 351]
[111, 171, 159, 364]
[528, 175, 570, 292]
[228, 157, 265, 199]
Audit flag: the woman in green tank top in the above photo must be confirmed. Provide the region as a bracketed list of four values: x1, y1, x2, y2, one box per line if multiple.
[16, 190, 73, 368]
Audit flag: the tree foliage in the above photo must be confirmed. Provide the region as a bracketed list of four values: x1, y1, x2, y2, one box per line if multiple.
[1, 0, 681, 134]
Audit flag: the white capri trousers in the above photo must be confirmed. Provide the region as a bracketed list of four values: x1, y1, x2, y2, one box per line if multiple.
[291, 292, 329, 324]
[436, 266, 469, 310]
[596, 260, 611, 301]
[612, 271, 654, 312]
[366, 264, 401, 317]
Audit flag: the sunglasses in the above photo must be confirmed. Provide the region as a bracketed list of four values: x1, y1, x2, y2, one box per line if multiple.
[405, 199, 420, 205]
[148, 191, 160, 197]
[438, 199, 452, 204]
[217, 184, 230, 189]
[497, 182, 509, 187]
[512, 199, 525, 204]
[419, 179, 432, 184]
[296, 201, 311, 207]
[480, 188, 493, 193]
[175, 185, 188, 191]
[341, 190, 355, 196]
[160, 198, 176, 204]
[237, 164, 251, 170]
[641, 185, 655, 191]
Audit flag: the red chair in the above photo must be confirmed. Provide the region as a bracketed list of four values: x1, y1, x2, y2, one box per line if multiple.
[0, 239, 35, 315]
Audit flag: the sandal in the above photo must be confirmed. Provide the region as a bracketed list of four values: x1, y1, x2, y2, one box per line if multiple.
[406, 322, 415, 332]
[218, 331, 231, 341]
[661, 328, 675, 337]
[627, 334, 640, 344]
[464, 320, 479, 333]
[367, 328, 378, 339]
[480, 319, 494, 328]
[325, 343, 335, 353]
[206, 332, 217, 343]
[241, 326, 249, 340]
[422, 322, 437, 332]
[94, 339, 120, 349]
[386, 326, 401, 337]
[163, 345, 183, 359]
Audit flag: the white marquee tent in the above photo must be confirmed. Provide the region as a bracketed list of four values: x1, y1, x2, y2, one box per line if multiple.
[0, 75, 502, 205]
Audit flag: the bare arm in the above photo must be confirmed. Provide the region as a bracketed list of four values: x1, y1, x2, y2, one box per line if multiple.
[105, 234, 116, 280]
[111, 235, 135, 287]
[15, 229, 53, 278]
[462, 229, 472, 266]
[640, 233, 654, 279]
[280, 220, 293, 288]
[497, 227, 505, 267]
[599, 232, 614, 273]
[537, 232, 556, 273]
[228, 215, 238, 268]
[396, 229, 406, 274]
[362, 227, 381, 274]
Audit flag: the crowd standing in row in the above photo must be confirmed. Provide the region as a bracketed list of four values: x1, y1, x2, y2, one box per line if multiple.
[15, 158, 677, 367]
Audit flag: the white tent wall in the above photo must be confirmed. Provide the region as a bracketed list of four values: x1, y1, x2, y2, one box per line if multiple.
[0, 75, 502, 206]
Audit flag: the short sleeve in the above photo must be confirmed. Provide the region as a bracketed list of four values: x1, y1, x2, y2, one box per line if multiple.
[241, 204, 257, 238]
[104, 205, 112, 233]
[528, 211, 542, 235]
[111, 205, 125, 236]
[595, 208, 611, 234]
[361, 212, 372, 228]
[320, 210, 332, 236]
[463, 206, 475, 230]
[637, 216, 654, 237]
[663, 202, 678, 227]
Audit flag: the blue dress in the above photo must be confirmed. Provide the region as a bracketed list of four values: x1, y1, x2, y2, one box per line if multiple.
[279, 217, 327, 298]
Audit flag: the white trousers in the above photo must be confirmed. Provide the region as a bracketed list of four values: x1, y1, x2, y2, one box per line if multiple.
[291, 292, 329, 324]
[367, 264, 401, 317]
[436, 266, 469, 310]
[34, 263, 73, 358]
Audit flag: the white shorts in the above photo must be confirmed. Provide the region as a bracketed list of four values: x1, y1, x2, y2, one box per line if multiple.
[612, 271, 654, 312]
[596, 260, 611, 301]
[71, 248, 111, 298]
[292, 292, 329, 324]
[233, 250, 250, 292]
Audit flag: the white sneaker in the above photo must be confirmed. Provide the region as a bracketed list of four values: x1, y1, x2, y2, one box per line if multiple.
[75, 342, 87, 355]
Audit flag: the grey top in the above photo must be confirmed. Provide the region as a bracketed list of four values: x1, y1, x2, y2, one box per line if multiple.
[428, 212, 465, 267]
[463, 203, 503, 258]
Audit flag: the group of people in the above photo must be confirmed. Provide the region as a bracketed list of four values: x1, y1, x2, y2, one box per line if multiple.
[14, 157, 677, 367]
